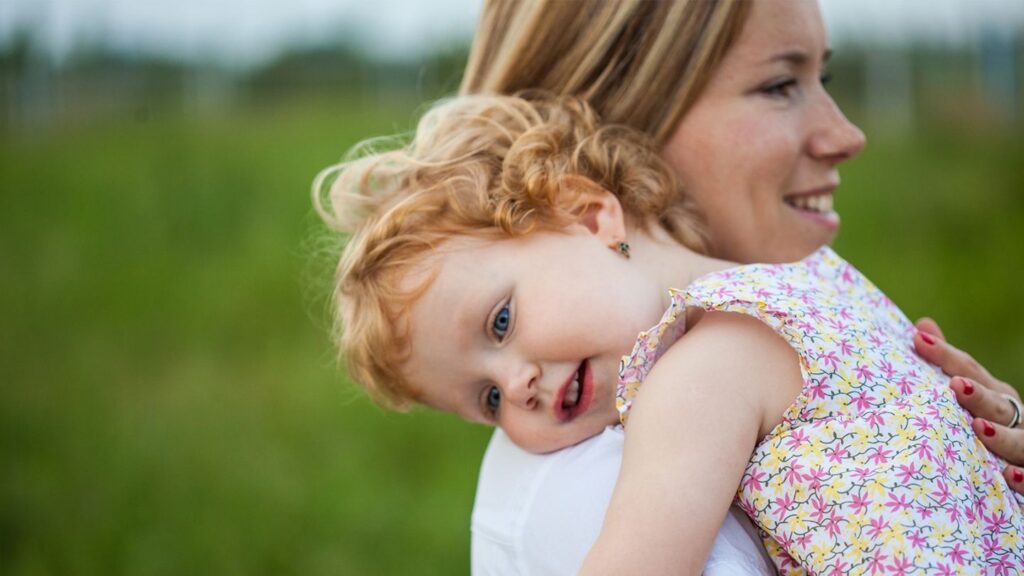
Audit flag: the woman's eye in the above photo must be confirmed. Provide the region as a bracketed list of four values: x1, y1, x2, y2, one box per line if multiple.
[491, 304, 511, 340]
[820, 71, 833, 87]
[761, 78, 798, 98]
[485, 385, 501, 414]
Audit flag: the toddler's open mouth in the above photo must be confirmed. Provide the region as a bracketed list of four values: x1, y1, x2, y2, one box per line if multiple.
[556, 360, 593, 422]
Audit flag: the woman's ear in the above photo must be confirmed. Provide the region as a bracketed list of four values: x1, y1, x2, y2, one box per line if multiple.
[561, 176, 627, 245]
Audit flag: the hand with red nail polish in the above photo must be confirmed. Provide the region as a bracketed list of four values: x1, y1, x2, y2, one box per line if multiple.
[916, 318, 1024, 496]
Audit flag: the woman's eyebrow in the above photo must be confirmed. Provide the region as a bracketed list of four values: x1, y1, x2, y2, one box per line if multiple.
[762, 48, 833, 66]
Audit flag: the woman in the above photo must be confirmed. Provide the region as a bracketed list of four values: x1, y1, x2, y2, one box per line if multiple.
[460, 0, 1022, 573]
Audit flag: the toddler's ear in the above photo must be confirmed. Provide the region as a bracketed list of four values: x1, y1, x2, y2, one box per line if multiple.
[561, 176, 627, 244]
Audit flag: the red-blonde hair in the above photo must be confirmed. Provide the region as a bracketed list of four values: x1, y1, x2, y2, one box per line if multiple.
[314, 94, 705, 409]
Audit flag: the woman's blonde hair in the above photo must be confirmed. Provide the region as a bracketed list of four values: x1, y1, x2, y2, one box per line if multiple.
[314, 94, 705, 410]
[460, 0, 750, 145]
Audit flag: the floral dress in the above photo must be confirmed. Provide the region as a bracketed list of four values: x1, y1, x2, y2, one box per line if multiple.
[616, 247, 1024, 575]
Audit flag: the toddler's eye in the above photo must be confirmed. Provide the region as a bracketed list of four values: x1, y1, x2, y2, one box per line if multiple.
[485, 386, 501, 414]
[492, 304, 511, 340]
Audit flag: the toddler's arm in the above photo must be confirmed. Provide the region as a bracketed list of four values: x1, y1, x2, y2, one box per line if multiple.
[579, 311, 804, 575]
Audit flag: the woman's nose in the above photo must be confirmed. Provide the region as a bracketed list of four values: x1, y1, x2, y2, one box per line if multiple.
[502, 362, 540, 410]
[808, 93, 867, 164]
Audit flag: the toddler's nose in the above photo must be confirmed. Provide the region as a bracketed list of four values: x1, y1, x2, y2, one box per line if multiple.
[503, 363, 540, 410]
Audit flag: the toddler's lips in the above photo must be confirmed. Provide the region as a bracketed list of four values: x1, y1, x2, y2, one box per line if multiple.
[554, 360, 593, 422]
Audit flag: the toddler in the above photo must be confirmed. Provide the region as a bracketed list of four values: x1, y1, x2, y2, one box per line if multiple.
[315, 94, 1024, 574]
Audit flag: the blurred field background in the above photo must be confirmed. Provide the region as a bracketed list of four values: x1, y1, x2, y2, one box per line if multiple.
[1, 1, 1023, 575]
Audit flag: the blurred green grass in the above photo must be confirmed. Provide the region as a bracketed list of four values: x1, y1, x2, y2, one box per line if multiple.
[1, 98, 1021, 575]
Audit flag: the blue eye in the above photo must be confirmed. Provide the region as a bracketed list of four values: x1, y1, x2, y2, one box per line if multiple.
[492, 304, 511, 340]
[485, 386, 501, 414]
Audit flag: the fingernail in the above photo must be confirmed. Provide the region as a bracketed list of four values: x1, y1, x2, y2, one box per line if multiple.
[962, 378, 975, 395]
[982, 420, 996, 437]
[920, 332, 937, 345]
[1013, 469, 1023, 483]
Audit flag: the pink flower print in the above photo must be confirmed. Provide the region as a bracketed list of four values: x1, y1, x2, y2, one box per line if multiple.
[737, 497, 756, 517]
[777, 280, 797, 296]
[710, 285, 734, 300]
[985, 510, 1009, 536]
[819, 350, 840, 370]
[865, 411, 886, 429]
[947, 503, 961, 524]
[853, 364, 875, 383]
[839, 306, 855, 321]
[754, 287, 772, 301]
[965, 503, 978, 524]
[807, 378, 828, 400]
[784, 461, 806, 486]
[867, 516, 890, 539]
[777, 551, 800, 572]
[795, 531, 813, 548]
[931, 480, 950, 505]
[805, 466, 826, 489]
[868, 332, 885, 349]
[917, 505, 934, 520]
[982, 535, 1001, 557]
[828, 318, 849, 334]
[827, 559, 849, 576]
[853, 466, 872, 482]
[773, 493, 795, 521]
[936, 563, 956, 576]
[907, 531, 926, 550]
[838, 338, 853, 356]
[897, 378, 914, 395]
[743, 469, 766, 492]
[879, 359, 895, 380]
[852, 391, 878, 411]
[809, 495, 828, 522]
[799, 292, 814, 306]
[827, 443, 848, 464]
[885, 492, 912, 513]
[993, 556, 1015, 576]
[948, 542, 967, 566]
[944, 444, 958, 462]
[825, 509, 843, 538]
[851, 491, 872, 514]
[913, 441, 935, 462]
[807, 306, 825, 323]
[785, 429, 809, 450]
[840, 264, 857, 284]
[866, 550, 889, 575]
[868, 445, 893, 465]
[896, 463, 919, 484]
[887, 554, 914, 575]
[911, 414, 933, 433]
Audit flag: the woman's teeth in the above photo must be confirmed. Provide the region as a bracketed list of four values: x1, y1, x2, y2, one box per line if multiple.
[786, 194, 834, 214]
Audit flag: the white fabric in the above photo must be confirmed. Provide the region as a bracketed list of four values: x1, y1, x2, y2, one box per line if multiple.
[471, 426, 776, 575]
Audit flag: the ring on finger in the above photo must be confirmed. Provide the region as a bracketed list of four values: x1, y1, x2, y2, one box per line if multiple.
[1004, 394, 1023, 429]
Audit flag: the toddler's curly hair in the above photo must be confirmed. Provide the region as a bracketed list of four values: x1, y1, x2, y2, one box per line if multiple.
[314, 93, 706, 409]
